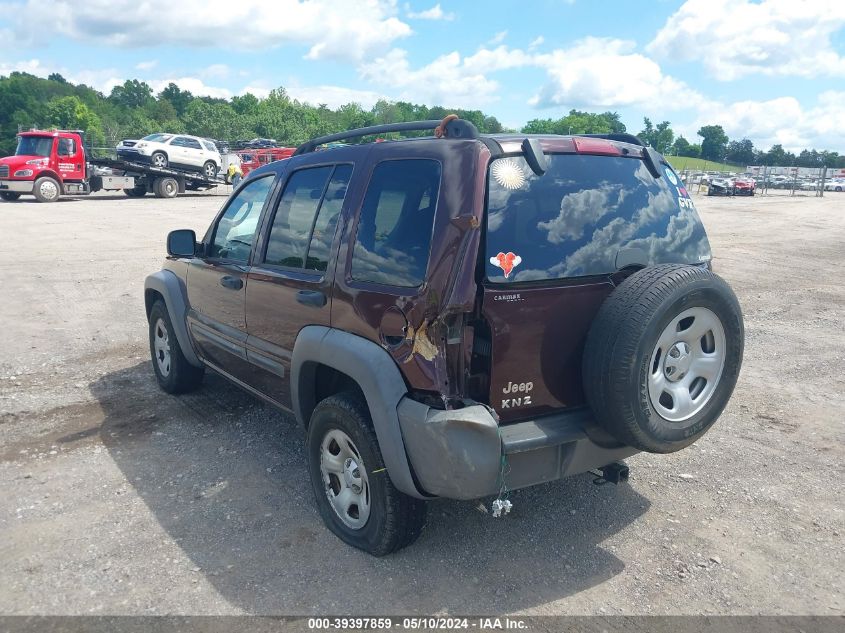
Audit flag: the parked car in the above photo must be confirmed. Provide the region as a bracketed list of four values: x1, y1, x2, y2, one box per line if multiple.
[145, 119, 744, 555]
[117, 133, 221, 178]
[732, 177, 755, 196]
[824, 179, 845, 192]
[707, 177, 735, 195]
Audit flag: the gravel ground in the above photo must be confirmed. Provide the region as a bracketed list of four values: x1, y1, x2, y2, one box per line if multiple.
[0, 189, 843, 616]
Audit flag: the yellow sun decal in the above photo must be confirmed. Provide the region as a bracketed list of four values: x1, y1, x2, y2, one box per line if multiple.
[491, 159, 526, 190]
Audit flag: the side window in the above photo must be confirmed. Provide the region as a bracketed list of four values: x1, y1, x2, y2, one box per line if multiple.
[264, 167, 333, 268]
[170, 137, 187, 147]
[183, 138, 202, 150]
[58, 138, 75, 156]
[202, 140, 216, 152]
[209, 175, 275, 262]
[350, 159, 441, 287]
[305, 165, 353, 271]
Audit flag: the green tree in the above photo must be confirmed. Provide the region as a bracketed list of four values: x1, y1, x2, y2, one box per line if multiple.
[44, 95, 104, 144]
[158, 83, 193, 117]
[725, 138, 755, 166]
[670, 136, 699, 158]
[109, 79, 154, 109]
[638, 118, 674, 153]
[697, 125, 729, 161]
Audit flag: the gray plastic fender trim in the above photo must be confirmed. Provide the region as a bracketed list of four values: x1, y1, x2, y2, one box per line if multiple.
[291, 326, 424, 499]
[144, 270, 202, 367]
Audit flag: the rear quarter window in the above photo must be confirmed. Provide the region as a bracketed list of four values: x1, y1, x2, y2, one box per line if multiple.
[485, 154, 711, 282]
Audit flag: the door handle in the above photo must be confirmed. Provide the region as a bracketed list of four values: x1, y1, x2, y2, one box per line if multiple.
[220, 275, 243, 290]
[296, 289, 327, 307]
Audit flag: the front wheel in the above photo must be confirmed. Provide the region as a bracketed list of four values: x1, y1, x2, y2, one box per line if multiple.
[148, 300, 204, 394]
[0, 192, 21, 201]
[33, 177, 60, 203]
[307, 392, 427, 556]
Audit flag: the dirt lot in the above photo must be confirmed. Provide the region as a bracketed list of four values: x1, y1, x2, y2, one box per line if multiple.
[0, 189, 843, 616]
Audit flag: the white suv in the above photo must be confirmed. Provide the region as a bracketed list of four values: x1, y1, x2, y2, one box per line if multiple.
[117, 133, 221, 178]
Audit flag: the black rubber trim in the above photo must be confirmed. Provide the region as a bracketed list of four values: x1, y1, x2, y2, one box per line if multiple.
[500, 408, 591, 454]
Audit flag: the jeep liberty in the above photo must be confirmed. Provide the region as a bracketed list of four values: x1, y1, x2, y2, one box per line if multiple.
[145, 116, 744, 555]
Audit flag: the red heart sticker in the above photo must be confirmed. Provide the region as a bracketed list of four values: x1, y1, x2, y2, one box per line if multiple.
[489, 251, 522, 278]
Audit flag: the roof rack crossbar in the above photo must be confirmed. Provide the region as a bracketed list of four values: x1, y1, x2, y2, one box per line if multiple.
[293, 120, 444, 156]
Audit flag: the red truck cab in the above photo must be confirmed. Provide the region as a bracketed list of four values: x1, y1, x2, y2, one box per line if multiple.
[0, 130, 87, 202]
[236, 147, 295, 177]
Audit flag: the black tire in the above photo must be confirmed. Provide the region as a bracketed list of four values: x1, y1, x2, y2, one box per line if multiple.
[151, 151, 168, 169]
[202, 161, 218, 179]
[124, 184, 147, 197]
[307, 392, 427, 556]
[153, 177, 178, 198]
[33, 176, 61, 203]
[583, 264, 743, 453]
[148, 300, 204, 394]
[0, 192, 21, 201]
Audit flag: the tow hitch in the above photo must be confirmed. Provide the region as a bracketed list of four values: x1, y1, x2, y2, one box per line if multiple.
[590, 461, 630, 485]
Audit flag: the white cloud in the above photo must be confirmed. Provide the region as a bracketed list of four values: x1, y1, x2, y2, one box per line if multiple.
[3, 0, 412, 62]
[135, 60, 157, 71]
[681, 92, 845, 152]
[407, 3, 454, 20]
[528, 36, 544, 50]
[201, 64, 230, 79]
[488, 31, 507, 45]
[358, 43, 536, 108]
[531, 37, 702, 109]
[648, 0, 845, 80]
[0, 59, 50, 77]
[147, 77, 233, 99]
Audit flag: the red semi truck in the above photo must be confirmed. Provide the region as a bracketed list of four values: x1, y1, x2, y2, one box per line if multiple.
[0, 129, 225, 203]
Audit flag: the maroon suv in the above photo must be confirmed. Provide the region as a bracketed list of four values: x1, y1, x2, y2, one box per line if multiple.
[145, 117, 744, 555]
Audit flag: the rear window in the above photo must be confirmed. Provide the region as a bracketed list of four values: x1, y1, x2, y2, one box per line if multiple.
[485, 154, 711, 282]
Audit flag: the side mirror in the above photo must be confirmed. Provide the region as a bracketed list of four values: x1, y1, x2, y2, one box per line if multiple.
[167, 229, 197, 257]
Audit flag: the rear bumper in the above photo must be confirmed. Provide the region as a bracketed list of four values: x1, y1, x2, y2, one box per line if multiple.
[397, 398, 638, 500]
[0, 179, 34, 193]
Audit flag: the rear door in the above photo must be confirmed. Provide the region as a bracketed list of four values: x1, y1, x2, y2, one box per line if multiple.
[481, 150, 712, 422]
[186, 174, 276, 379]
[244, 163, 353, 409]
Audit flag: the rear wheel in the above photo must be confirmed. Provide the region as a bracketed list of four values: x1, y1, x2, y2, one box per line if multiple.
[33, 177, 60, 203]
[583, 264, 744, 453]
[148, 300, 204, 394]
[307, 392, 427, 556]
[202, 161, 218, 179]
[153, 177, 178, 198]
[0, 192, 21, 201]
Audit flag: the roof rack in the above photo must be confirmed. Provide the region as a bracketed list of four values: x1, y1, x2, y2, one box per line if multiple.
[293, 117, 478, 156]
[581, 133, 645, 147]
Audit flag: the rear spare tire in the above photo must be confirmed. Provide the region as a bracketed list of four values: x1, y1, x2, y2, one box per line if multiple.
[583, 264, 743, 453]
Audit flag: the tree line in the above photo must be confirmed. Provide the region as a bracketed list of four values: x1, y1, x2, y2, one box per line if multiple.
[1, 71, 842, 168]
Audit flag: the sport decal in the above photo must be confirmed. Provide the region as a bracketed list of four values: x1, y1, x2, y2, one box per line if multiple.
[664, 167, 678, 185]
[490, 251, 522, 278]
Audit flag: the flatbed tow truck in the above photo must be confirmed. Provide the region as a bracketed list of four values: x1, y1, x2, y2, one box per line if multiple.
[0, 129, 226, 202]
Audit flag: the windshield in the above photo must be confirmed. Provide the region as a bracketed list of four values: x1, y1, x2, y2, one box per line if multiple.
[15, 136, 53, 157]
[485, 154, 711, 282]
[142, 133, 173, 143]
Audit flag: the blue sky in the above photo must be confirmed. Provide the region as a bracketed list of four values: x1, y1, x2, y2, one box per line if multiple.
[2, 0, 844, 151]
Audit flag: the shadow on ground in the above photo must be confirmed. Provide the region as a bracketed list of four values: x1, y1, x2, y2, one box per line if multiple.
[88, 362, 650, 614]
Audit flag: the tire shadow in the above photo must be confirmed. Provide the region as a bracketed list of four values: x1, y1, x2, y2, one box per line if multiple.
[91, 362, 650, 614]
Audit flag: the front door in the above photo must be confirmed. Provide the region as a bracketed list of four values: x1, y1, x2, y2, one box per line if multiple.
[244, 163, 353, 409]
[186, 174, 276, 380]
[56, 136, 85, 182]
